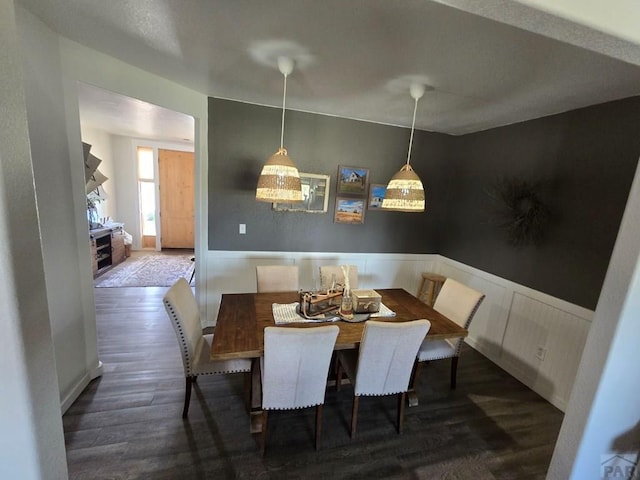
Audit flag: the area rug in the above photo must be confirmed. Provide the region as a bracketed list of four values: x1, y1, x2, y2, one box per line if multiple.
[94, 254, 194, 287]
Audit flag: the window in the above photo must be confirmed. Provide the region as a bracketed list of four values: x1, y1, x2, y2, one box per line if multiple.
[137, 147, 156, 237]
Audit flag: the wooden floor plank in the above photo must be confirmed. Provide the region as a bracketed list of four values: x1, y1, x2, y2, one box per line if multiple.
[63, 285, 564, 479]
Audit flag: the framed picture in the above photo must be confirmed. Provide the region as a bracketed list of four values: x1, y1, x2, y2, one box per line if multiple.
[273, 173, 330, 213]
[368, 183, 386, 210]
[334, 197, 366, 224]
[337, 165, 369, 195]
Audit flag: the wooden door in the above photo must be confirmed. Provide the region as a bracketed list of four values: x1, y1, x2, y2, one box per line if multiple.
[158, 149, 195, 248]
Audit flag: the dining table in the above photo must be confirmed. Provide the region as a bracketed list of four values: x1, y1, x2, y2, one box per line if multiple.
[211, 288, 467, 431]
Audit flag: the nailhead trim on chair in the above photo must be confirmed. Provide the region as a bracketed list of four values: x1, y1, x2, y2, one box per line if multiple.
[424, 353, 455, 361]
[163, 300, 193, 376]
[265, 403, 323, 411]
[354, 391, 404, 397]
[164, 298, 250, 376]
[453, 295, 485, 356]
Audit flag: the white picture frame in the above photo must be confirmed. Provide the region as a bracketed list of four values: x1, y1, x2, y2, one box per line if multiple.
[272, 173, 331, 213]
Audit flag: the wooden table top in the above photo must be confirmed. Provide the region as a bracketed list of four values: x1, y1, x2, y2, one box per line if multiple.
[211, 288, 467, 360]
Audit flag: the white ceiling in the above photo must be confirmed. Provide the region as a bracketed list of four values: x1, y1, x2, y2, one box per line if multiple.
[77, 83, 195, 144]
[17, 0, 640, 140]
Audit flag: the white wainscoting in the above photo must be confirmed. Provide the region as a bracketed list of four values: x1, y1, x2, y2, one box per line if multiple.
[204, 250, 593, 411]
[205, 251, 438, 326]
[436, 257, 593, 412]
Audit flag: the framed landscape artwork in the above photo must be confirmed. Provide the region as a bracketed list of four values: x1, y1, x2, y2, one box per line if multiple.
[334, 197, 366, 224]
[273, 173, 331, 213]
[368, 183, 386, 210]
[337, 165, 369, 195]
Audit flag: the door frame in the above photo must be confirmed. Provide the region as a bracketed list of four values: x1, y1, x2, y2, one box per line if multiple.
[133, 143, 195, 252]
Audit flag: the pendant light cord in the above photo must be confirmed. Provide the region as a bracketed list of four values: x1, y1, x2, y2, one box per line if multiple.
[280, 72, 288, 149]
[406, 95, 419, 166]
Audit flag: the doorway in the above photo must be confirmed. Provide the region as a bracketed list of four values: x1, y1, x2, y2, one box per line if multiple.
[137, 147, 195, 250]
[158, 148, 195, 249]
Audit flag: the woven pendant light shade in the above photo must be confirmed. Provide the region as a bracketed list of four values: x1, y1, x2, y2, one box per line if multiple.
[381, 164, 425, 212]
[256, 56, 303, 203]
[256, 147, 303, 203]
[381, 83, 427, 213]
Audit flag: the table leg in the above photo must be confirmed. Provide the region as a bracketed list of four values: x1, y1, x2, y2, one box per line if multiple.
[249, 358, 263, 433]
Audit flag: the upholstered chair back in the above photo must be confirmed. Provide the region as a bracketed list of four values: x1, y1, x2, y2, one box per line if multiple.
[354, 320, 430, 396]
[262, 325, 339, 410]
[319, 265, 359, 290]
[256, 265, 299, 293]
[163, 277, 202, 376]
[433, 279, 485, 354]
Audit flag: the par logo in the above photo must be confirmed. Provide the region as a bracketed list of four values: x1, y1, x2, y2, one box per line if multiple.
[601, 454, 639, 479]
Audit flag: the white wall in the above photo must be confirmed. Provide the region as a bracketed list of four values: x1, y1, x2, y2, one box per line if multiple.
[82, 126, 116, 221]
[548, 162, 640, 478]
[1, 1, 67, 478]
[13, 3, 208, 419]
[205, 250, 593, 411]
[4, 7, 206, 477]
[17, 6, 102, 415]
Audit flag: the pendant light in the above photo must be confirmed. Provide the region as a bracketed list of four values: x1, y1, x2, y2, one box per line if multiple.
[382, 83, 426, 212]
[256, 57, 303, 203]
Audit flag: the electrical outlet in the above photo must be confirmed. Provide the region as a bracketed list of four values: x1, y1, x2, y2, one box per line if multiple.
[239, 224, 246, 235]
[536, 345, 546, 361]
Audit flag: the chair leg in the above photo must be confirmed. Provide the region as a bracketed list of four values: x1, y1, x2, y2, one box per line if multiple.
[260, 410, 269, 457]
[425, 281, 436, 306]
[336, 358, 343, 391]
[409, 360, 423, 391]
[397, 392, 406, 434]
[182, 377, 193, 418]
[192, 375, 198, 384]
[350, 396, 360, 439]
[315, 404, 323, 450]
[416, 276, 426, 301]
[450, 357, 459, 389]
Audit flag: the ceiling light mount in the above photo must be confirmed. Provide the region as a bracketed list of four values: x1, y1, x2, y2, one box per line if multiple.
[277, 56, 294, 76]
[410, 83, 426, 100]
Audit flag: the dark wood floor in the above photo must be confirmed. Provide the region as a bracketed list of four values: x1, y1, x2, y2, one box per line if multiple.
[63, 286, 564, 479]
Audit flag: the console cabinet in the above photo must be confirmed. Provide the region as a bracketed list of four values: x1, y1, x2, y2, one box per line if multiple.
[90, 223, 126, 277]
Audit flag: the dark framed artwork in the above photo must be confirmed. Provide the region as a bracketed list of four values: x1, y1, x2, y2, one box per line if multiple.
[368, 183, 386, 210]
[334, 197, 366, 224]
[337, 165, 369, 195]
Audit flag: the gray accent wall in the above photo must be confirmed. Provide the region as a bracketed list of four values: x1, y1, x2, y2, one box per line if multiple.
[208, 96, 640, 309]
[440, 97, 640, 309]
[208, 98, 451, 253]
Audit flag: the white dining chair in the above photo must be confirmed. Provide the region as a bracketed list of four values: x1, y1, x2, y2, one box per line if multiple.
[336, 319, 430, 438]
[261, 325, 339, 455]
[256, 265, 299, 293]
[414, 278, 485, 389]
[163, 278, 252, 418]
[319, 264, 359, 290]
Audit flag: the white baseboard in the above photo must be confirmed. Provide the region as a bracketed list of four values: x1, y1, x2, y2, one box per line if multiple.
[59, 360, 103, 414]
